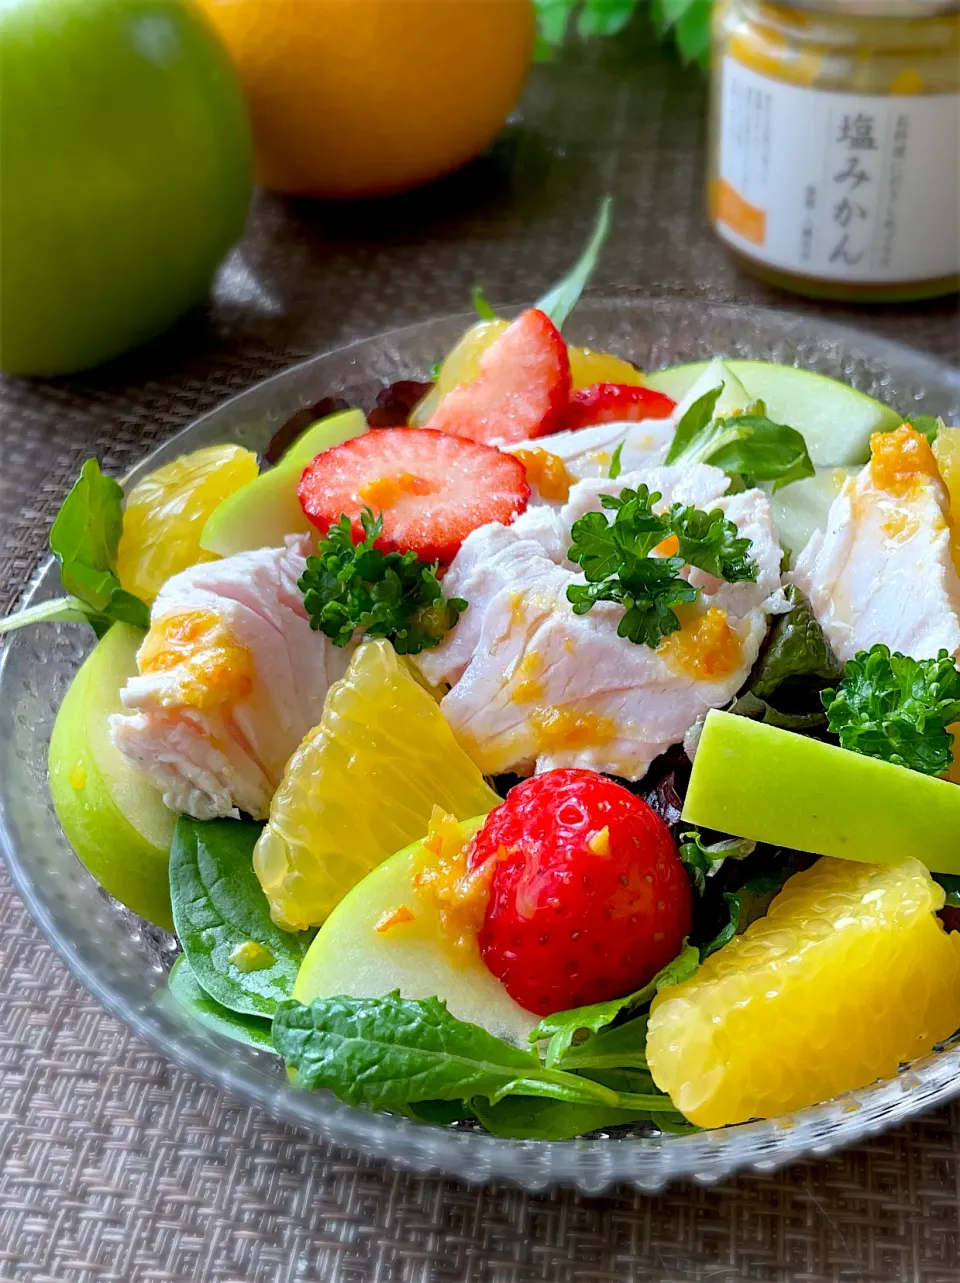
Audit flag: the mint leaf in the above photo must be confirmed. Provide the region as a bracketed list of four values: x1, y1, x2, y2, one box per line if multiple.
[170, 818, 314, 1018]
[535, 196, 613, 330]
[532, 943, 700, 1067]
[299, 509, 466, 654]
[167, 955, 275, 1052]
[272, 994, 629, 1111]
[471, 285, 496, 320]
[822, 645, 960, 776]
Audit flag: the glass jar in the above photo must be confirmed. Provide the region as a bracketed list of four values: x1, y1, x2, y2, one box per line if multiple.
[708, 0, 960, 301]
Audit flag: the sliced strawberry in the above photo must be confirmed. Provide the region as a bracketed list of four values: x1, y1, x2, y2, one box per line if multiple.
[298, 428, 530, 565]
[424, 308, 571, 445]
[562, 382, 676, 433]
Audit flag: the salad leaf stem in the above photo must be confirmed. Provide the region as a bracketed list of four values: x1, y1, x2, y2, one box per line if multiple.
[0, 595, 91, 635]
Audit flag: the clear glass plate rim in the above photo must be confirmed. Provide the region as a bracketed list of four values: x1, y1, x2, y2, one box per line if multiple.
[2, 295, 959, 1193]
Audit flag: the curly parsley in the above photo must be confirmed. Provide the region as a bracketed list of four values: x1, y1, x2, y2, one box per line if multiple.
[566, 486, 757, 648]
[821, 644, 960, 776]
[299, 509, 466, 655]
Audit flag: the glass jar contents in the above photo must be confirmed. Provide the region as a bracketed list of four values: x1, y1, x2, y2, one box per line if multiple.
[708, 0, 960, 301]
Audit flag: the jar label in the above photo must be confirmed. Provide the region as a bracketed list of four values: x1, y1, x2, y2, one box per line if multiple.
[715, 57, 960, 282]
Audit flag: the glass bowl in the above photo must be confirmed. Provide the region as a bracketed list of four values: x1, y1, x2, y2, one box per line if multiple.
[2, 299, 959, 1194]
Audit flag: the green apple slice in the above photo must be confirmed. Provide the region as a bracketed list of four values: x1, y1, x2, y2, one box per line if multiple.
[48, 622, 176, 929]
[764, 466, 857, 563]
[672, 357, 752, 421]
[200, 408, 367, 556]
[646, 360, 901, 468]
[293, 816, 540, 1046]
[683, 710, 960, 874]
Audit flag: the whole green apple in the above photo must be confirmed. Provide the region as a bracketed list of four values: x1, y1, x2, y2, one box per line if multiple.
[0, 0, 252, 376]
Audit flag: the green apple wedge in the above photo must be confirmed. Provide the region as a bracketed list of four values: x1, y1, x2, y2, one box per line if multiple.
[48, 622, 176, 930]
[293, 816, 540, 1047]
[646, 360, 902, 468]
[200, 408, 368, 556]
[683, 710, 960, 874]
[764, 466, 856, 564]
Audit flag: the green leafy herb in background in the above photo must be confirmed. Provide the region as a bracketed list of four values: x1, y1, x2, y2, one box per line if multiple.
[665, 387, 815, 491]
[566, 485, 756, 647]
[535, 0, 712, 67]
[822, 644, 960, 777]
[299, 508, 467, 655]
[168, 955, 276, 1053]
[169, 817, 314, 1019]
[0, 459, 149, 637]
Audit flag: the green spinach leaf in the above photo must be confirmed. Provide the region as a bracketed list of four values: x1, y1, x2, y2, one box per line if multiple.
[167, 955, 275, 1052]
[750, 586, 843, 700]
[170, 817, 314, 1018]
[698, 868, 794, 960]
[1, 459, 149, 637]
[472, 1093, 657, 1140]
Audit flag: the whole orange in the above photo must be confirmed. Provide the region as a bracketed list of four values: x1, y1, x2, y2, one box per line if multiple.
[195, 0, 535, 199]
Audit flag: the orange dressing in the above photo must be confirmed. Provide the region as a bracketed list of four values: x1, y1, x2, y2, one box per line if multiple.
[375, 905, 416, 934]
[870, 425, 940, 500]
[530, 705, 618, 752]
[510, 652, 546, 704]
[654, 533, 680, 557]
[140, 610, 255, 710]
[659, 607, 744, 681]
[359, 472, 433, 508]
[512, 448, 575, 502]
[411, 808, 496, 959]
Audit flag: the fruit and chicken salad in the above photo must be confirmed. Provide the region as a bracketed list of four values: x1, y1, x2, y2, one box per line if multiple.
[6, 212, 960, 1141]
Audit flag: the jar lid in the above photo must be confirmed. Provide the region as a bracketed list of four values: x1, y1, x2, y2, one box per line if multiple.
[784, 0, 958, 14]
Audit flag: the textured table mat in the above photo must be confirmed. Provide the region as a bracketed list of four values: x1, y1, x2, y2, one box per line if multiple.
[2, 27, 959, 1283]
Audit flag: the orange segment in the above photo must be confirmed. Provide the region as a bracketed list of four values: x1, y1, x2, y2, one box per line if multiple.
[117, 444, 258, 604]
[647, 856, 960, 1127]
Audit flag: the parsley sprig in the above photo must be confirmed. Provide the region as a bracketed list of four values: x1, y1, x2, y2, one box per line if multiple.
[566, 486, 757, 647]
[822, 644, 960, 776]
[299, 509, 466, 654]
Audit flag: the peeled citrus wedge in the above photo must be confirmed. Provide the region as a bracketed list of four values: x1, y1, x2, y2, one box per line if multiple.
[117, 444, 259, 604]
[253, 639, 500, 931]
[646, 856, 960, 1128]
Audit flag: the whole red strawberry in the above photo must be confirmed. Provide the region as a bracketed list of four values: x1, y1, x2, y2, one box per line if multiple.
[469, 769, 692, 1015]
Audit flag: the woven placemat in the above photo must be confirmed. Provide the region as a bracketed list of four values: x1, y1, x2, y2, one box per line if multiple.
[2, 28, 959, 1283]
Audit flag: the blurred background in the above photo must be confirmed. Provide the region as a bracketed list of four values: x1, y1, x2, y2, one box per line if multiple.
[0, 0, 956, 387]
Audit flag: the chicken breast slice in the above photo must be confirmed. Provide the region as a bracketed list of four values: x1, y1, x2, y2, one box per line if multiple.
[790, 425, 960, 662]
[111, 536, 349, 821]
[416, 464, 784, 780]
[501, 419, 676, 504]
